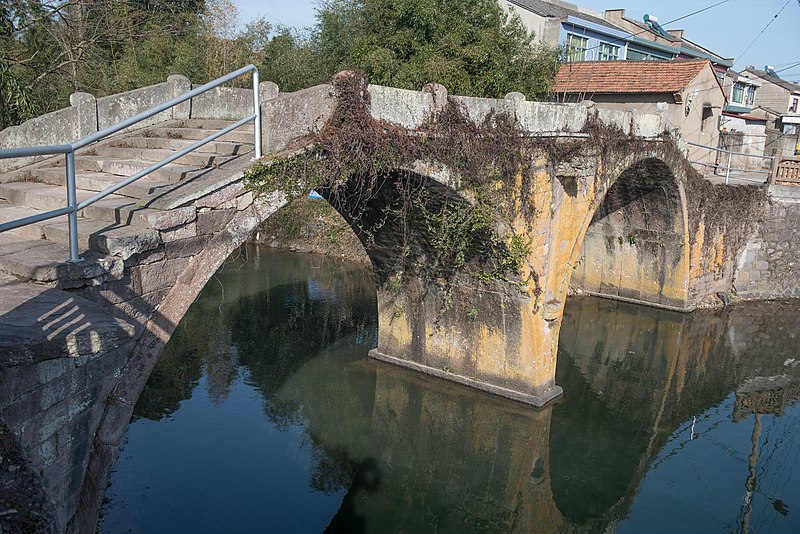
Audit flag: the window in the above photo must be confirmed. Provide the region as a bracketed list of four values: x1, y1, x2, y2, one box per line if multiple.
[701, 106, 714, 132]
[626, 49, 666, 61]
[566, 34, 589, 62]
[790, 98, 798, 113]
[598, 42, 620, 61]
[732, 82, 744, 104]
[732, 82, 756, 106]
[745, 85, 756, 106]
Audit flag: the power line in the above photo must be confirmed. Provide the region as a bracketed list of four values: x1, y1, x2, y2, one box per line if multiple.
[661, 0, 732, 27]
[733, 0, 792, 67]
[775, 61, 800, 73]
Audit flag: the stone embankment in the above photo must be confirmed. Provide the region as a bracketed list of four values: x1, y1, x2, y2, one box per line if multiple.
[735, 184, 800, 300]
[250, 197, 369, 264]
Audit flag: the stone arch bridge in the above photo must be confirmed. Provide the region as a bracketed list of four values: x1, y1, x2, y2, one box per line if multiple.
[0, 72, 766, 531]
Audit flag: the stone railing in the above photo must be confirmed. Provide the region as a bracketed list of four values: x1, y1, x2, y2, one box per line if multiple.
[0, 76, 254, 174]
[260, 78, 669, 156]
[2, 72, 671, 174]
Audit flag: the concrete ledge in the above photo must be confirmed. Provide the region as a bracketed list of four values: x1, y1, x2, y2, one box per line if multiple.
[576, 290, 692, 313]
[368, 349, 563, 408]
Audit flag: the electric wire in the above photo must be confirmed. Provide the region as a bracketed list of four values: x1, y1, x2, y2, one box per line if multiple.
[733, 0, 793, 67]
[775, 60, 800, 73]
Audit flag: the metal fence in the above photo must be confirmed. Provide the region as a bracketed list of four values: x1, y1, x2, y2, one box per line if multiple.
[0, 65, 262, 262]
[686, 141, 774, 185]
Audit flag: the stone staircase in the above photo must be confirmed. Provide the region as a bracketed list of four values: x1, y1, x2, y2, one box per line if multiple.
[0, 118, 255, 288]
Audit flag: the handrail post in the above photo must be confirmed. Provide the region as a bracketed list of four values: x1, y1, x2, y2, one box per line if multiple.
[725, 151, 732, 185]
[769, 152, 779, 185]
[65, 151, 81, 263]
[253, 68, 262, 160]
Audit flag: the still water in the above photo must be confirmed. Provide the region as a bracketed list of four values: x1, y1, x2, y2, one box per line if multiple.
[100, 245, 800, 533]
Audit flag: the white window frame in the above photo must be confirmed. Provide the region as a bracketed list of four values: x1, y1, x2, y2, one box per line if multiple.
[598, 41, 620, 61]
[566, 33, 589, 62]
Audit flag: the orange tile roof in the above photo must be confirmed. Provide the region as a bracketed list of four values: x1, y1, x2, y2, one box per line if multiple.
[554, 59, 711, 94]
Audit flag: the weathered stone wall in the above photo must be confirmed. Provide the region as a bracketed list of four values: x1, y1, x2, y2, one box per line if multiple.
[571, 159, 690, 310]
[734, 186, 800, 299]
[189, 85, 255, 120]
[259, 78, 668, 156]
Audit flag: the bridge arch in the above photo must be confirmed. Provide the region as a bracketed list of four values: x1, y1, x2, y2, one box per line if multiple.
[567, 154, 691, 311]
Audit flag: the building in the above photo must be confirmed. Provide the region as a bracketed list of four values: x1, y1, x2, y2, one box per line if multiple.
[501, 0, 733, 73]
[739, 68, 800, 157]
[553, 59, 726, 166]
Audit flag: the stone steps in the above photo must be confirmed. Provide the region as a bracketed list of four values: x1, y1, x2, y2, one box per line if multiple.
[0, 181, 196, 230]
[90, 146, 236, 168]
[144, 126, 255, 145]
[0, 118, 254, 287]
[34, 169, 171, 199]
[105, 136, 252, 156]
[0, 201, 161, 260]
[66, 157, 210, 184]
[0, 233, 123, 288]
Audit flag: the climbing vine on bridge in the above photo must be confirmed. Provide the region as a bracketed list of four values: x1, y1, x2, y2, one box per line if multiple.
[243, 71, 719, 304]
[244, 71, 549, 297]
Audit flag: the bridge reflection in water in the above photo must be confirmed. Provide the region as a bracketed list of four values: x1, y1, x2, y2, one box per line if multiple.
[99, 245, 800, 533]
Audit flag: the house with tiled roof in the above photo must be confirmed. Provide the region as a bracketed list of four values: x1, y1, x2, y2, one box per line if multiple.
[553, 59, 726, 165]
[501, 1, 732, 73]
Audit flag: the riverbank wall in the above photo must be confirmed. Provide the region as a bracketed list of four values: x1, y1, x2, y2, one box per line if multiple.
[735, 185, 800, 300]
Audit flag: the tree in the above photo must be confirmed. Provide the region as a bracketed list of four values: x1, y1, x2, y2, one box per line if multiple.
[254, 24, 328, 93]
[314, 0, 560, 99]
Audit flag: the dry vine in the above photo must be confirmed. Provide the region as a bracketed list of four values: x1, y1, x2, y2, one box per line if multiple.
[244, 71, 767, 299]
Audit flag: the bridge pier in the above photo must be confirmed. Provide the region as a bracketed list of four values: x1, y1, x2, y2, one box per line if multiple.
[370, 274, 563, 407]
[352, 149, 698, 407]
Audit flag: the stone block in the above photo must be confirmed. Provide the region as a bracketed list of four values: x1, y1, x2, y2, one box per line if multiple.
[198, 209, 236, 235]
[631, 109, 665, 138]
[168, 74, 191, 120]
[369, 84, 433, 128]
[97, 399, 135, 446]
[0, 106, 80, 174]
[160, 221, 197, 242]
[449, 94, 511, 126]
[195, 181, 246, 209]
[70, 92, 98, 139]
[264, 84, 335, 155]
[596, 108, 632, 134]
[165, 235, 210, 260]
[131, 257, 190, 294]
[516, 101, 588, 133]
[96, 82, 173, 131]
[190, 85, 254, 120]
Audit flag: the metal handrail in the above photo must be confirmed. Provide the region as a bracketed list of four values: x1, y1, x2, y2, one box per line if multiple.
[686, 141, 774, 161]
[687, 141, 774, 185]
[0, 64, 262, 262]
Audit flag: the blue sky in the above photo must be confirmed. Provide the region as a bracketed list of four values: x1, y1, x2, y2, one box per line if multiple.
[233, 0, 800, 80]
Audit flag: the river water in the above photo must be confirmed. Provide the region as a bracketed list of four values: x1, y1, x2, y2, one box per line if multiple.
[100, 245, 800, 533]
